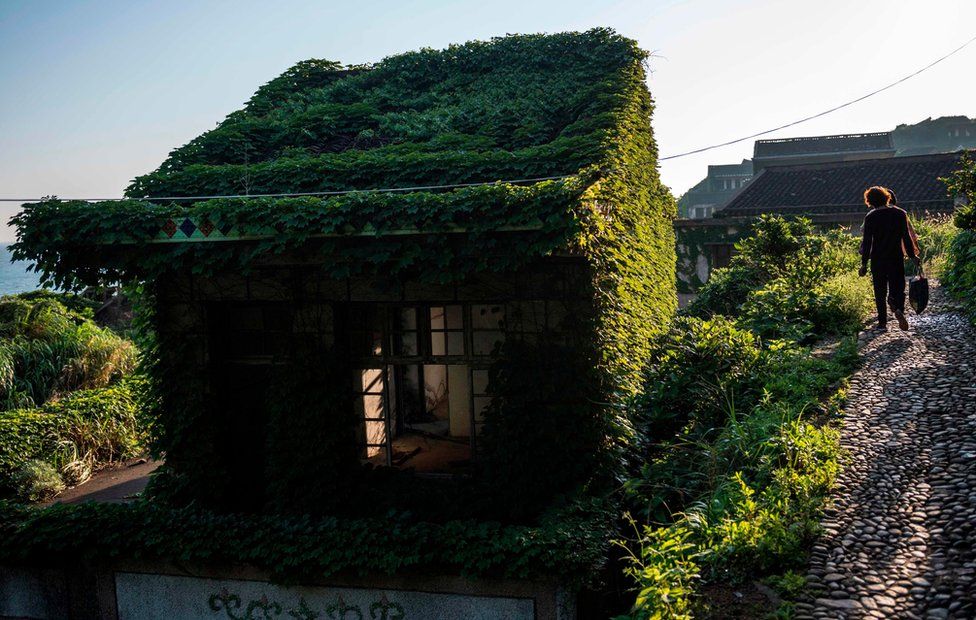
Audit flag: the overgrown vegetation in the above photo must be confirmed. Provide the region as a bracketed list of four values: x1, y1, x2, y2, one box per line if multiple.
[618, 215, 870, 617]
[10, 30, 674, 530]
[0, 293, 142, 501]
[0, 497, 613, 587]
[943, 152, 976, 323]
[908, 213, 957, 278]
[688, 215, 871, 342]
[0, 294, 135, 409]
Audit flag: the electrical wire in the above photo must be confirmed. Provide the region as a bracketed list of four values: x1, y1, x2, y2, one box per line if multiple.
[3, 34, 973, 202]
[0, 174, 574, 203]
[659, 34, 976, 161]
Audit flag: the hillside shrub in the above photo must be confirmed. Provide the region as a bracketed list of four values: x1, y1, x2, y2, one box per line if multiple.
[942, 154, 976, 322]
[0, 295, 137, 409]
[909, 213, 957, 278]
[0, 380, 144, 499]
[620, 336, 855, 616]
[689, 215, 869, 341]
[619, 214, 865, 617]
[11, 460, 64, 503]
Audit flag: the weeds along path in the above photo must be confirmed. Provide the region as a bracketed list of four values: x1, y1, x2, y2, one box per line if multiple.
[796, 284, 976, 620]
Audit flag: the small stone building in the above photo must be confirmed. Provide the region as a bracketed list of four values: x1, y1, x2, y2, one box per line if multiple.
[15, 30, 677, 518]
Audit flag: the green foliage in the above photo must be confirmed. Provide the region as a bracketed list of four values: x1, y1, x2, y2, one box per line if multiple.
[11, 460, 64, 503]
[615, 518, 699, 620]
[740, 272, 871, 342]
[0, 497, 613, 586]
[634, 317, 761, 451]
[0, 294, 136, 409]
[942, 153, 976, 322]
[479, 338, 607, 520]
[944, 228, 976, 322]
[49, 379, 145, 465]
[942, 151, 976, 223]
[12, 289, 101, 317]
[264, 344, 359, 515]
[11, 181, 586, 291]
[0, 380, 144, 499]
[689, 215, 870, 341]
[620, 225, 860, 615]
[0, 409, 62, 491]
[908, 214, 957, 277]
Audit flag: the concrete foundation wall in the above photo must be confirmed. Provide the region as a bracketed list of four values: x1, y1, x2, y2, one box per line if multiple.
[1, 562, 576, 620]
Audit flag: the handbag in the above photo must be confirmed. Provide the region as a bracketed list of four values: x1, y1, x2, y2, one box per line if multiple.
[909, 263, 929, 315]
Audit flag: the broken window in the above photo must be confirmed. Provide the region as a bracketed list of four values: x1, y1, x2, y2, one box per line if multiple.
[346, 301, 549, 474]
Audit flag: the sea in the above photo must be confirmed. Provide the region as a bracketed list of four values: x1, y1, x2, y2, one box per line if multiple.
[0, 243, 43, 297]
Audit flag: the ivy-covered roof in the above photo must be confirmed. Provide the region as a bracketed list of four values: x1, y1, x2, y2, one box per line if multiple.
[14, 29, 665, 290]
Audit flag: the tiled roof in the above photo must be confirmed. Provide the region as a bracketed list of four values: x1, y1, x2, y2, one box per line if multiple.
[716, 152, 965, 218]
[754, 132, 893, 159]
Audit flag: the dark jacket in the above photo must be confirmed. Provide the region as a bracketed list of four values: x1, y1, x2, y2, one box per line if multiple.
[860, 206, 918, 265]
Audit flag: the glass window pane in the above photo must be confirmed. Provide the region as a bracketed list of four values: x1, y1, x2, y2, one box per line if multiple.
[445, 305, 463, 329]
[429, 307, 446, 330]
[430, 332, 446, 356]
[394, 332, 418, 356]
[354, 395, 385, 418]
[397, 307, 417, 331]
[471, 304, 505, 329]
[446, 332, 465, 355]
[472, 369, 490, 394]
[357, 368, 385, 393]
[473, 331, 504, 356]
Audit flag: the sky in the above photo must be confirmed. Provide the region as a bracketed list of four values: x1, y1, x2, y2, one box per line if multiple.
[1, 0, 974, 241]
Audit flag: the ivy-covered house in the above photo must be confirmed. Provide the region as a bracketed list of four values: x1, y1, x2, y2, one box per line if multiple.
[10, 29, 675, 618]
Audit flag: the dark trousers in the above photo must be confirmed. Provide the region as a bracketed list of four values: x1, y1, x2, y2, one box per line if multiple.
[870, 257, 905, 325]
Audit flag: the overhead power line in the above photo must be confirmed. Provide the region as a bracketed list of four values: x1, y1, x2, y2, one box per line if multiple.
[659, 34, 976, 161]
[0, 174, 574, 203]
[4, 34, 974, 202]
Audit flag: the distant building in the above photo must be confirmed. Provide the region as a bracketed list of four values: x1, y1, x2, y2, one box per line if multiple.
[677, 159, 753, 219]
[892, 116, 976, 156]
[752, 131, 895, 171]
[676, 116, 976, 221]
[675, 151, 968, 297]
[717, 151, 964, 221]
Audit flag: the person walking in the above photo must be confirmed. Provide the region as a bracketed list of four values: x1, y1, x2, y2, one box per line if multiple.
[858, 186, 920, 331]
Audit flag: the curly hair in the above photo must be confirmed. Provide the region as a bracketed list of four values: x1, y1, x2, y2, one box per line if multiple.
[863, 186, 891, 208]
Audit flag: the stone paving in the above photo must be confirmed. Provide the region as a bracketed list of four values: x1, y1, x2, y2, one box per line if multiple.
[795, 285, 976, 620]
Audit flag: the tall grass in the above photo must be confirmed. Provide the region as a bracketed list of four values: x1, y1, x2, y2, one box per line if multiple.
[0, 296, 136, 409]
[909, 213, 958, 278]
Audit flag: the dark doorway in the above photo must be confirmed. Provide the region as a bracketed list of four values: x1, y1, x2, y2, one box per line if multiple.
[209, 302, 292, 511]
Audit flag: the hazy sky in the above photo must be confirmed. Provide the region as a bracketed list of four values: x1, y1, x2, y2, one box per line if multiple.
[1, 0, 974, 241]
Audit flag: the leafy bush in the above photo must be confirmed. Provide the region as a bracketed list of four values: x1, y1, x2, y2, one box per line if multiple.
[0, 409, 63, 487]
[740, 271, 871, 341]
[689, 215, 869, 341]
[11, 460, 65, 502]
[0, 295, 137, 409]
[619, 270, 859, 617]
[634, 316, 761, 449]
[615, 519, 699, 620]
[942, 154, 976, 322]
[0, 380, 144, 499]
[909, 213, 957, 278]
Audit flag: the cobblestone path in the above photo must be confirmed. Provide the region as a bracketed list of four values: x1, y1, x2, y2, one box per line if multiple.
[797, 286, 976, 620]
